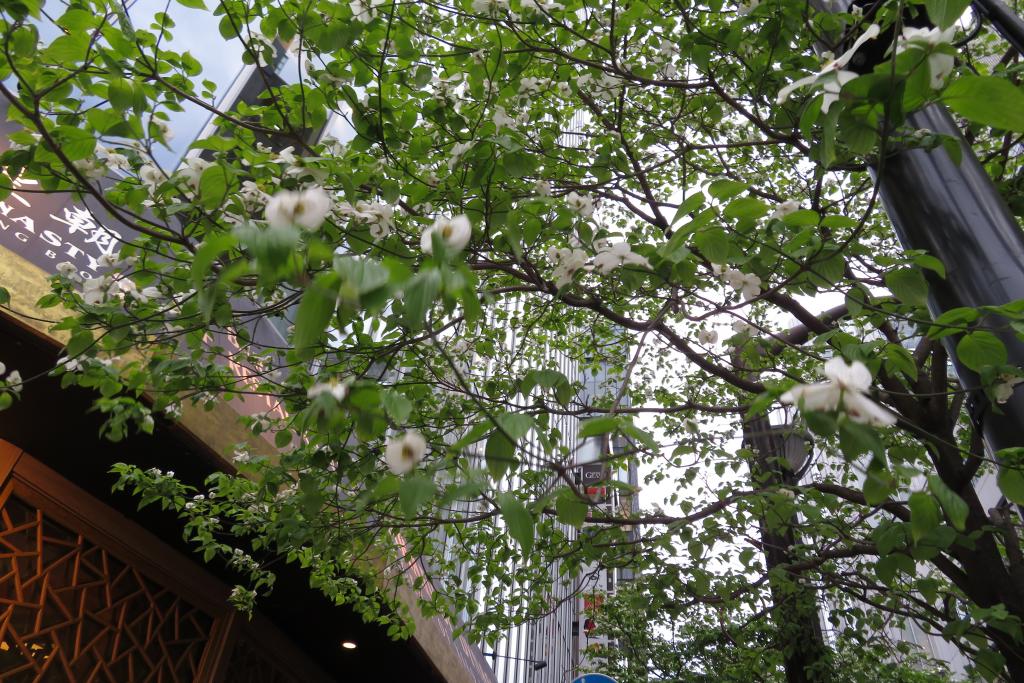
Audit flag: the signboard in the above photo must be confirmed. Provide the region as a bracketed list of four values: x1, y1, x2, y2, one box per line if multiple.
[581, 462, 608, 502]
[572, 674, 618, 683]
[0, 98, 290, 429]
[0, 102, 138, 280]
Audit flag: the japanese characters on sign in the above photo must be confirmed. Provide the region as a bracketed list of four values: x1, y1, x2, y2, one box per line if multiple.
[0, 175, 126, 279]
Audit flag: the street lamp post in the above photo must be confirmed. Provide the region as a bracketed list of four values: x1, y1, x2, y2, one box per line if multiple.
[484, 650, 549, 671]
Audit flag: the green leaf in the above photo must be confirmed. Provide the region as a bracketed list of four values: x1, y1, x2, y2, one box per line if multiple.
[107, 78, 134, 111]
[670, 192, 705, 225]
[944, 76, 1024, 132]
[65, 329, 94, 359]
[403, 269, 441, 330]
[957, 330, 1007, 371]
[863, 459, 895, 505]
[707, 179, 747, 200]
[451, 422, 492, 451]
[875, 553, 914, 585]
[0, 287, 10, 305]
[381, 391, 412, 423]
[927, 475, 969, 531]
[924, 0, 970, 27]
[885, 268, 929, 308]
[292, 272, 340, 359]
[191, 233, 237, 286]
[497, 492, 534, 556]
[555, 491, 588, 529]
[693, 228, 730, 264]
[909, 491, 940, 542]
[912, 254, 946, 279]
[723, 196, 768, 220]
[485, 432, 516, 479]
[928, 306, 979, 339]
[997, 466, 1024, 505]
[399, 474, 436, 517]
[579, 415, 619, 438]
[496, 412, 534, 440]
[198, 164, 234, 210]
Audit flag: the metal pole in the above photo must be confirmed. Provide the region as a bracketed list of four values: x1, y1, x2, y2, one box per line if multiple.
[873, 103, 1024, 456]
[971, 0, 1024, 56]
[743, 416, 832, 683]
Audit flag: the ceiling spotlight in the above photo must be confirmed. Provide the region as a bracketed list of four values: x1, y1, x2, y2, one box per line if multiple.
[340, 641, 357, 650]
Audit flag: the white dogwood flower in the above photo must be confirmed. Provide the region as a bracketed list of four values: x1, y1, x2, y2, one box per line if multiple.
[593, 242, 651, 274]
[151, 118, 173, 142]
[896, 26, 957, 89]
[547, 247, 588, 287]
[75, 158, 107, 180]
[384, 430, 428, 475]
[697, 329, 718, 345]
[265, 187, 332, 231]
[104, 152, 130, 172]
[56, 261, 80, 279]
[5, 370, 22, 393]
[82, 277, 108, 305]
[994, 374, 1024, 404]
[724, 269, 762, 300]
[308, 381, 348, 402]
[781, 358, 896, 426]
[493, 106, 516, 129]
[777, 24, 880, 113]
[770, 200, 800, 221]
[139, 164, 167, 191]
[177, 156, 211, 190]
[421, 215, 472, 254]
[565, 191, 594, 217]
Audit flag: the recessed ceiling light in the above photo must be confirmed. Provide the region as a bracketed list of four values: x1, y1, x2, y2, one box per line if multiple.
[341, 641, 357, 650]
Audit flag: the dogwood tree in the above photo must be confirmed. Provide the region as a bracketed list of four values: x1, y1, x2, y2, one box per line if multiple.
[3, 0, 1024, 678]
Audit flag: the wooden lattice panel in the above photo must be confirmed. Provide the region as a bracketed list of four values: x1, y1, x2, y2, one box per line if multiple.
[0, 495, 215, 682]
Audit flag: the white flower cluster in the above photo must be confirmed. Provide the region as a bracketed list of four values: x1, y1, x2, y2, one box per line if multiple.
[547, 247, 588, 287]
[58, 256, 161, 306]
[697, 329, 718, 345]
[710, 263, 762, 300]
[421, 214, 472, 254]
[308, 380, 349, 402]
[139, 163, 168, 191]
[336, 200, 396, 241]
[657, 38, 681, 79]
[593, 241, 651, 274]
[384, 430, 427, 475]
[265, 186, 332, 231]
[770, 200, 800, 221]
[565, 191, 595, 217]
[0, 363, 22, 395]
[577, 72, 621, 99]
[72, 143, 131, 180]
[350, 0, 386, 22]
[177, 155, 211, 193]
[781, 358, 896, 427]
[994, 373, 1024, 404]
[777, 24, 881, 114]
[545, 238, 651, 286]
[472, 0, 508, 15]
[151, 118, 173, 142]
[520, 0, 562, 13]
[896, 26, 956, 89]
